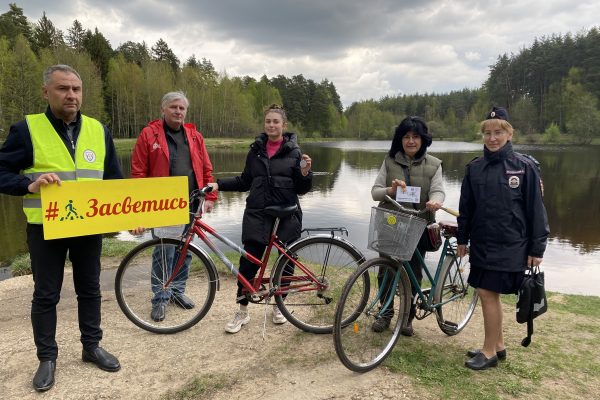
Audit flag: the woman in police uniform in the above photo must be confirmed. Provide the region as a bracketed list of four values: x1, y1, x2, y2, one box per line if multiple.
[457, 107, 550, 370]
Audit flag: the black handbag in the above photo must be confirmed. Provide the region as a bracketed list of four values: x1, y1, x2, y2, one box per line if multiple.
[418, 223, 442, 252]
[516, 265, 547, 347]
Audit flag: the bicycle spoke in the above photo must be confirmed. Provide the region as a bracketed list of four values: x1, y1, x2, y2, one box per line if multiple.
[274, 237, 364, 334]
[115, 238, 217, 334]
[434, 254, 478, 335]
[334, 258, 411, 372]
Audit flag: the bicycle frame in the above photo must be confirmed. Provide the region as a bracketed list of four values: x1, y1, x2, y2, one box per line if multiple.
[161, 209, 327, 302]
[376, 234, 467, 318]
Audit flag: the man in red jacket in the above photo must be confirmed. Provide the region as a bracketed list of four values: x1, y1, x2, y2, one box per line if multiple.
[130, 91, 217, 321]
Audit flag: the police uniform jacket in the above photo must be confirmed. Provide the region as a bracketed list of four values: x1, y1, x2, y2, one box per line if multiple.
[0, 107, 123, 197]
[457, 142, 549, 272]
[217, 132, 312, 245]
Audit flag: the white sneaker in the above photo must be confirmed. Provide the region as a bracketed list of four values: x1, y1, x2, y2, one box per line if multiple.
[272, 305, 287, 325]
[225, 310, 250, 333]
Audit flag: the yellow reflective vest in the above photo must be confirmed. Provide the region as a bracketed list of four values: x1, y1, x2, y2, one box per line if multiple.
[22, 113, 105, 224]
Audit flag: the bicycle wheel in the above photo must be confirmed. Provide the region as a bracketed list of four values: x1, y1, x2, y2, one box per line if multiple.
[115, 238, 217, 334]
[333, 257, 412, 372]
[272, 236, 364, 334]
[433, 252, 478, 336]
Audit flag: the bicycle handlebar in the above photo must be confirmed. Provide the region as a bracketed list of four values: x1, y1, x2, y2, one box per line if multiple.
[439, 206, 459, 217]
[383, 195, 459, 217]
[200, 185, 214, 195]
[384, 195, 427, 216]
[190, 185, 214, 201]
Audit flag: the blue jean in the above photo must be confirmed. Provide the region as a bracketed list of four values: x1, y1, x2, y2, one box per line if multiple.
[151, 225, 192, 306]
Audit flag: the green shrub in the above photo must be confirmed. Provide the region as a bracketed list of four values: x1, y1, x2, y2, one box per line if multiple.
[544, 123, 561, 143]
[11, 253, 31, 276]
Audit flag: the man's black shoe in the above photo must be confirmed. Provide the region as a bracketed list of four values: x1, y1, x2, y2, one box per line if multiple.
[467, 348, 507, 360]
[172, 293, 195, 309]
[151, 303, 166, 321]
[32, 360, 55, 392]
[82, 347, 121, 372]
[465, 352, 498, 370]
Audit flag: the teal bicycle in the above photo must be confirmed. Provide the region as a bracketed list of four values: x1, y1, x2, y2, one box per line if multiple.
[333, 196, 478, 372]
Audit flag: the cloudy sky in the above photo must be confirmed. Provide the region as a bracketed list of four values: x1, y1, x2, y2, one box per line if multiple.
[13, 0, 600, 107]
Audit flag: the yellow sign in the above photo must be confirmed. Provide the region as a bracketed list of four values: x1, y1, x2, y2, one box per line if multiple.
[40, 177, 189, 240]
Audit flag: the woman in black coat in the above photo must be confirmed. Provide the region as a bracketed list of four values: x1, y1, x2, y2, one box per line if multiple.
[457, 107, 549, 370]
[210, 104, 312, 333]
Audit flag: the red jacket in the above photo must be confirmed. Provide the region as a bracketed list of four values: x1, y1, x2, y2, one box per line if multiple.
[131, 119, 217, 201]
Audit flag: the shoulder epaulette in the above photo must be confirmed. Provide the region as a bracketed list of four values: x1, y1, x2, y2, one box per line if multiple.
[467, 156, 482, 166]
[514, 152, 541, 172]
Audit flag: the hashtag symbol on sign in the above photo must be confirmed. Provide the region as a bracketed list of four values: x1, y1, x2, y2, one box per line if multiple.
[45, 201, 59, 221]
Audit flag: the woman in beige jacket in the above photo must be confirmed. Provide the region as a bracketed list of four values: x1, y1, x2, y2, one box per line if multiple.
[371, 116, 445, 335]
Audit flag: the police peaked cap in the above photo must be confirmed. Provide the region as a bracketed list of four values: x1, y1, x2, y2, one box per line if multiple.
[486, 106, 509, 121]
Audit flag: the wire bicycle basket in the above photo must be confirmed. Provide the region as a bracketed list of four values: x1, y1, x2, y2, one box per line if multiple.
[367, 206, 427, 260]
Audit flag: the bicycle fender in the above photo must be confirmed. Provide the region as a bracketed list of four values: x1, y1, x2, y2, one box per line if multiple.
[312, 234, 366, 263]
[187, 242, 221, 291]
[270, 234, 366, 282]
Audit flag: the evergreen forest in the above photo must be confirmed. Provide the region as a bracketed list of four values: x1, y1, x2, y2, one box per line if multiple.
[1, 3, 600, 143]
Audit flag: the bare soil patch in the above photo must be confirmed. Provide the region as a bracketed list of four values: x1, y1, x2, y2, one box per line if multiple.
[1, 264, 596, 400]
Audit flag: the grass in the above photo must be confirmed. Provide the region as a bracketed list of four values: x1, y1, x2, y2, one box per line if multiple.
[9, 237, 138, 276]
[113, 138, 137, 153]
[383, 337, 543, 399]
[159, 288, 599, 400]
[9, 253, 32, 276]
[159, 373, 233, 400]
[113, 137, 253, 154]
[101, 237, 139, 257]
[381, 290, 600, 399]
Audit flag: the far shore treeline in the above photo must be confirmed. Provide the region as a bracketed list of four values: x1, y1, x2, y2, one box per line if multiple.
[1, 3, 600, 143]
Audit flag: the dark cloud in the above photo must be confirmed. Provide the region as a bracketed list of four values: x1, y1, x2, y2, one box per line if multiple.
[24, 0, 438, 55]
[9, 0, 600, 105]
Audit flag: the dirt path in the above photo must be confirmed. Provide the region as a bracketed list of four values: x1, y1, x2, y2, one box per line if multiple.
[0, 264, 486, 400]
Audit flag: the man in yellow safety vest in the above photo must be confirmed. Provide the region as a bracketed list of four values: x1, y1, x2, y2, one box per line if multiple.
[0, 64, 123, 392]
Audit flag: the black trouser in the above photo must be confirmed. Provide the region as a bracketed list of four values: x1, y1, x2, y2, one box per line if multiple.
[236, 240, 296, 306]
[27, 224, 103, 361]
[377, 240, 427, 316]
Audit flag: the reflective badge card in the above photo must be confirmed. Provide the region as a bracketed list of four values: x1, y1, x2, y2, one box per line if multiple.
[396, 186, 421, 203]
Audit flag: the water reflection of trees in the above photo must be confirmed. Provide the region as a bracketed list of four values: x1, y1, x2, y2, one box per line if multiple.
[0, 194, 27, 263]
[301, 145, 343, 192]
[324, 145, 600, 252]
[2, 143, 598, 264]
[436, 147, 600, 251]
[529, 149, 600, 251]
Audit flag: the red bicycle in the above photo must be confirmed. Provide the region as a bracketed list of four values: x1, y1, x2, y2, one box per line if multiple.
[115, 186, 365, 334]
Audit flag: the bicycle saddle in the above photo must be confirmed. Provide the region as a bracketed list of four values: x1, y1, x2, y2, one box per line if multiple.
[264, 204, 298, 219]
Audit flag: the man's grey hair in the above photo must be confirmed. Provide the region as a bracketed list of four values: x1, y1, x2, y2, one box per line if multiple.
[43, 64, 82, 85]
[161, 91, 189, 109]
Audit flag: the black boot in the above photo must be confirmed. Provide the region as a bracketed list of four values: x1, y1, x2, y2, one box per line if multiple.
[33, 360, 56, 391]
[401, 305, 416, 336]
[372, 311, 393, 332]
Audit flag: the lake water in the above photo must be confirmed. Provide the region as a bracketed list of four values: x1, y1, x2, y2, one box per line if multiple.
[1, 141, 599, 296]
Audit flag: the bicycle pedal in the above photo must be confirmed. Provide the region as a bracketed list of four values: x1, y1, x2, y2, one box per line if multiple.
[317, 294, 333, 304]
